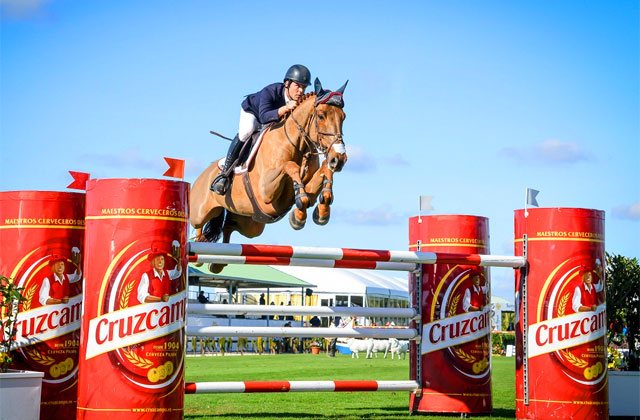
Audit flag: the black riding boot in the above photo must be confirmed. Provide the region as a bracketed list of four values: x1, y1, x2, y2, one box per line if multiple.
[211, 135, 243, 194]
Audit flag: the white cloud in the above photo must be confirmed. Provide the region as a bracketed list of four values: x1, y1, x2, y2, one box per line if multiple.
[384, 153, 410, 166]
[344, 145, 377, 172]
[334, 206, 406, 226]
[500, 139, 591, 164]
[0, 0, 50, 20]
[612, 202, 640, 220]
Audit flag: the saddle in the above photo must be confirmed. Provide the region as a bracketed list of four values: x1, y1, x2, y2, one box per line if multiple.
[216, 123, 274, 175]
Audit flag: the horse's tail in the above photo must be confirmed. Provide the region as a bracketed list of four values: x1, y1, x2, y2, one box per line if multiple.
[202, 210, 226, 242]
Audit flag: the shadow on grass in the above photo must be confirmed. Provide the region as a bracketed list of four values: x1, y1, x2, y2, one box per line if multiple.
[491, 407, 516, 417]
[185, 406, 409, 419]
[185, 406, 519, 419]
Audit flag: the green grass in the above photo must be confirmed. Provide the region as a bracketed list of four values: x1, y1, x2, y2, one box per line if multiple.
[184, 354, 515, 419]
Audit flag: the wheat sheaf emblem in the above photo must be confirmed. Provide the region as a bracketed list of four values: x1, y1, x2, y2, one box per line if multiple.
[21, 284, 38, 311]
[453, 346, 476, 363]
[561, 349, 589, 368]
[26, 348, 56, 366]
[557, 293, 570, 317]
[448, 294, 461, 317]
[122, 348, 154, 369]
[119, 281, 134, 309]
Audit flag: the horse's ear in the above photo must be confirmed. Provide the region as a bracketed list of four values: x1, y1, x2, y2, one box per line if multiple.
[314, 78, 323, 95]
[336, 80, 349, 94]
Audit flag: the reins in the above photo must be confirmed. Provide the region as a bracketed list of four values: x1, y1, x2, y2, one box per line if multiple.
[284, 102, 344, 160]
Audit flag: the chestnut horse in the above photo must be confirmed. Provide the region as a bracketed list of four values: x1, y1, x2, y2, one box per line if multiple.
[190, 78, 348, 269]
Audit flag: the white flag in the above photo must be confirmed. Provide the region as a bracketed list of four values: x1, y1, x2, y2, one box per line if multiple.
[420, 195, 433, 211]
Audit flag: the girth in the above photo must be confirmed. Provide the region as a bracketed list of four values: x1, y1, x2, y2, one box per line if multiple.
[242, 172, 290, 224]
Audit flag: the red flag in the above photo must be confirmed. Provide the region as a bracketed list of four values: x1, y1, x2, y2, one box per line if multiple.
[67, 171, 90, 190]
[163, 157, 185, 179]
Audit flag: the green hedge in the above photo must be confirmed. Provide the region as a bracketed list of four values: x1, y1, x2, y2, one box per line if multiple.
[492, 332, 515, 355]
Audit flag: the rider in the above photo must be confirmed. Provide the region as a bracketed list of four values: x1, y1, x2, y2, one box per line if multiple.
[210, 64, 312, 194]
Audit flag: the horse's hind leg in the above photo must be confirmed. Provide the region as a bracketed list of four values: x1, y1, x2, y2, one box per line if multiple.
[206, 214, 265, 273]
[206, 216, 234, 274]
[282, 161, 310, 230]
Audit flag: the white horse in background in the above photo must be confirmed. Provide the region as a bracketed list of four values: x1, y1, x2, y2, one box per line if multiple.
[347, 338, 374, 359]
[388, 338, 409, 360]
[366, 339, 391, 358]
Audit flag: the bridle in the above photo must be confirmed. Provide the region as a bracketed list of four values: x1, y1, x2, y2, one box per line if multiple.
[285, 101, 344, 159]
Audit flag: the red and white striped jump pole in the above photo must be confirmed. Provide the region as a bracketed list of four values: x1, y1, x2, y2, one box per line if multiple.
[189, 254, 418, 271]
[187, 303, 418, 319]
[185, 380, 419, 394]
[186, 326, 418, 340]
[188, 242, 525, 268]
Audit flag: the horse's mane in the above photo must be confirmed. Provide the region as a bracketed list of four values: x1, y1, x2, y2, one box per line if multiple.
[280, 92, 317, 122]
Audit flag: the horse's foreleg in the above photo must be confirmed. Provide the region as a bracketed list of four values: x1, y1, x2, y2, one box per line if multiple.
[303, 163, 335, 226]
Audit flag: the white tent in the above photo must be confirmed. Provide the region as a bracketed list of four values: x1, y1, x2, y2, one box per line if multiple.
[272, 266, 409, 299]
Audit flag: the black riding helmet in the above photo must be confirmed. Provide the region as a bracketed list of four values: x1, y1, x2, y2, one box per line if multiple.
[284, 64, 311, 87]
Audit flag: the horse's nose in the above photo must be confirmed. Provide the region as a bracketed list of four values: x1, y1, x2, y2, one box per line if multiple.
[330, 155, 345, 172]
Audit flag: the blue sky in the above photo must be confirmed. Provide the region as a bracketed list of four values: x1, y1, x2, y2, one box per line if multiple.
[1, 1, 638, 300]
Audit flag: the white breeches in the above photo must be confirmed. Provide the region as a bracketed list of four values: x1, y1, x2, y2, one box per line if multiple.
[238, 108, 260, 143]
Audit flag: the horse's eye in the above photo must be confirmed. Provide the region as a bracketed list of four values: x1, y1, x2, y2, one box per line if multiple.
[318, 114, 325, 121]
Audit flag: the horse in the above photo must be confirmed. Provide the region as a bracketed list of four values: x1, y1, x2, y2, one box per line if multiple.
[347, 338, 374, 359]
[190, 78, 348, 272]
[368, 338, 391, 358]
[388, 338, 409, 360]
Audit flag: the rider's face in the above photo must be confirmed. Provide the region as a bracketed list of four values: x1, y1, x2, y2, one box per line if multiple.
[287, 81, 306, 101]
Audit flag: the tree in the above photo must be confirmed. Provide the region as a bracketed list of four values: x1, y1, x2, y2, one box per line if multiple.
[605, 253, 640, 371]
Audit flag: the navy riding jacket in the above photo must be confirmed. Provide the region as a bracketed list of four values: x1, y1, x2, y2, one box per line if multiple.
[241, 83, 286, 124]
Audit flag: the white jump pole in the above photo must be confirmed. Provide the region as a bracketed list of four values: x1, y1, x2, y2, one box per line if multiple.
[186, 326, 418, 340]
[190, 254, 419, 271]
[187, 304, 418, 319]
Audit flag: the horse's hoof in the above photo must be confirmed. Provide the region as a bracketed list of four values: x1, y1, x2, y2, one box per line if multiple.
[289, 210, 306, 230]
[194, 262, 204, 267]
[319, 192, 333, 205]
[208, 263, 227, 274]
[319, 187, 333, 205]
[313, 206, 330, 226]
[295, 194, 309, 211]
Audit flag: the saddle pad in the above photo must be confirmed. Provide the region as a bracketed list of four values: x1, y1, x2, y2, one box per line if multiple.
[216, 123, 273, 174]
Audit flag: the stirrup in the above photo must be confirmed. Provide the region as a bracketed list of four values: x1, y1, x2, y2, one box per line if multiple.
[210, 175, 229, 194]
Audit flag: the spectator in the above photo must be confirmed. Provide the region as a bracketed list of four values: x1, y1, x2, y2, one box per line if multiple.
[309, 316, 321, 328]
[286, 301, 294, 320]
[283, 321, 292, 352]
[328, 316, 341, 357]
[197, 291, 210, 304]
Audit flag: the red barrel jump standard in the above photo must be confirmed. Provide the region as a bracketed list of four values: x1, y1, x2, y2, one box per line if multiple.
[77, 179, 189, 419]
[515, 208, 607, 419]
[409, 215, 492, 414]
[0, 191, 86, 420]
